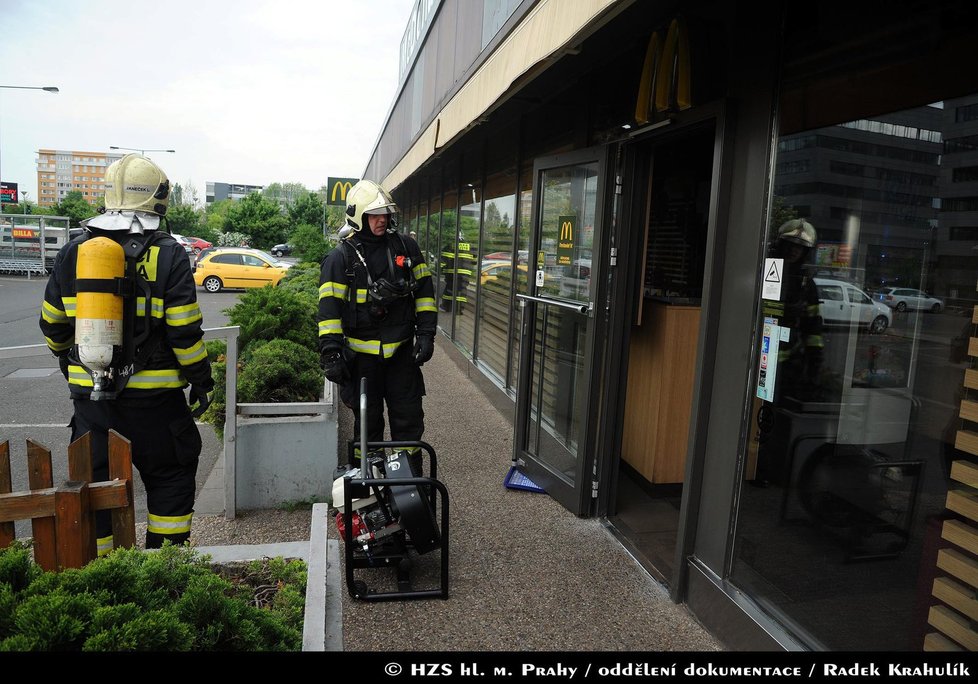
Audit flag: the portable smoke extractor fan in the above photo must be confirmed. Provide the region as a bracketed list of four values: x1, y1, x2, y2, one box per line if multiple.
[332, 378, 450, 601]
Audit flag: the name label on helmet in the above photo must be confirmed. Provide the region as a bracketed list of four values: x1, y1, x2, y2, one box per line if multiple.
[136, 246, 160, 282]
[124, 184, 156, 193]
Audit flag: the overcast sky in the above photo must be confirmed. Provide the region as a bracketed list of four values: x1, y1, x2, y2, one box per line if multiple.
[0, 0, 416, 203]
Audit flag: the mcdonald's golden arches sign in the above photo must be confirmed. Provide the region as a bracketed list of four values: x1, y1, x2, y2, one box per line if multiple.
[634, 16, 692, 124]
[326, 177, 359, 206]
[557, 215, 577, 266]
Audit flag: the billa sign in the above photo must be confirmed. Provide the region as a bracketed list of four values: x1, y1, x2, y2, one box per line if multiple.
[0, 181, 19, 203]
[12, 228, 37, 239]
[326, 177, 359, 206]
[557, 215, 577, 266]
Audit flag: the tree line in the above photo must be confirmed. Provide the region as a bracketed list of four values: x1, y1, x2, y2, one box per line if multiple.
[3, 181, 349, 262]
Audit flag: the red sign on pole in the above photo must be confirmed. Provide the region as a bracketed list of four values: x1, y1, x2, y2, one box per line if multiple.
[0, 181, 19, 203]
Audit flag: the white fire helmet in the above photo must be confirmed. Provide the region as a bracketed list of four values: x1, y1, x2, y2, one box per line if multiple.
[83, 154, 170, 234]
[344, 179, 398, 234]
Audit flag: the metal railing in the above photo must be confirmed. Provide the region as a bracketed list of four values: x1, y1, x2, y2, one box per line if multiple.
[0, 326, 243, 517]
[1, 324, 337, 519]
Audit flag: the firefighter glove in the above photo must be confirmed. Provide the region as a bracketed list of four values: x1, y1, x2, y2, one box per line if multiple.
[189, 385, 213, 418]
[413, 334, 434, 366]
[321, 351, 350, 384]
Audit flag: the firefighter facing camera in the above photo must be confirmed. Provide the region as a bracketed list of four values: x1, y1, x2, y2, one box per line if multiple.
[39, 154, 214, 553]
[317, 179, 437, 473]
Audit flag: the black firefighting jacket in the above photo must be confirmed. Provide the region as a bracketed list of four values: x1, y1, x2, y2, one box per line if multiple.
[318, 230, 436, 358]
[39, 230, 213, 399]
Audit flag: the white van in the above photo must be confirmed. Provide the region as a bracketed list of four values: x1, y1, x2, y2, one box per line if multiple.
[814, 277, 891, 333]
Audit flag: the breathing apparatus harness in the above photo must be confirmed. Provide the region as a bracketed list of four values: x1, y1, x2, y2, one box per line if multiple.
[70, 229, 170, 400]
[342, 230, 419, 323]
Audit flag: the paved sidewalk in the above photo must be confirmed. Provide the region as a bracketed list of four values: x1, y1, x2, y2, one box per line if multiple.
[191, 338, 724, 651]
[330, 340, 724, 652]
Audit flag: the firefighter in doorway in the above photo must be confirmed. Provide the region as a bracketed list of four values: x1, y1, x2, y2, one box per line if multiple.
[39, 154, 213, 553]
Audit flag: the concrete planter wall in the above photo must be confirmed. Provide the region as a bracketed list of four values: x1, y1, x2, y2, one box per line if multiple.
[196, 503, 341, 651]
[233, 400, 338, 511]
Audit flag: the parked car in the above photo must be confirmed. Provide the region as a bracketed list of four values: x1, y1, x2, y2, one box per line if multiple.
[814, 277, 891, 333]
[271, 242, 293, 257]
[193, 247, 291, 292]
[170, 233, 195, 255]
[480, 261, 527, 285]
[183, 236, 212, 255]
[876, 287, 944, 313]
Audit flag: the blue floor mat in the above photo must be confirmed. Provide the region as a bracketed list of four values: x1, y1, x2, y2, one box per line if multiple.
[504, 466, 545, 493]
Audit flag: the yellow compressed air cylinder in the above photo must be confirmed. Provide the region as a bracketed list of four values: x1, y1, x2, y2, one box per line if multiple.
[76, 237, 125, 371]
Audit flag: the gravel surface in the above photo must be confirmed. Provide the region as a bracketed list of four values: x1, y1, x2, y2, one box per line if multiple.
[130, 510, 314, 550]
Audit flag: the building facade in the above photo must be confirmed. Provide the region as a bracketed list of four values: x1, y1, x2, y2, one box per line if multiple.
[34, 149, 123, 207]
[205, 181, 265, 205]
[364, 0, 978, 651]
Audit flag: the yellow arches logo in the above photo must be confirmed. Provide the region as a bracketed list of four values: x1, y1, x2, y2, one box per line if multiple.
[557, 215, 576, 266]
[635, 16, 691, 124]
[326, 177, 359, 206]
[560, 221, 573, 242]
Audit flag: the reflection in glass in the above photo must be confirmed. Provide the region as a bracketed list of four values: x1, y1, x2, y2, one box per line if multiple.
[510, 168, 534, 391]
[437, 191, 458, 337]
[734, 97, 976, 650]
[455, 187, 482, 355]
[477, 184, 517, 383]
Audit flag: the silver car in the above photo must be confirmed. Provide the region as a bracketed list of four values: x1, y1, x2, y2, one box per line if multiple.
[876, 287, 944, 313]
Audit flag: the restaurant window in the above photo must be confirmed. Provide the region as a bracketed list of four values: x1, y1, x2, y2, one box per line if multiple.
[437, 178, 459, 339]
[477, 167, 518, 385]
[734, 93, 978, 650]
[510, 158, 534, 390]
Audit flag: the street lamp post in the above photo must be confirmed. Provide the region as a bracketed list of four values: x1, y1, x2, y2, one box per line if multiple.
[0, 85, 58, 211]
[109, 146, 175, 156]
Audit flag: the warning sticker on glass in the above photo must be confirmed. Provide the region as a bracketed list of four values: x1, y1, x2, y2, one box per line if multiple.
[762, 258, 784, 300]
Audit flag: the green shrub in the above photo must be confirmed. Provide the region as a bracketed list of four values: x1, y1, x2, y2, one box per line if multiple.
[227, 285, 318, 353]
[238, 339, 321, 403]
[279, 261, 320, 296]
[0, 543, 304, 652]
[290, 223, 335, 263]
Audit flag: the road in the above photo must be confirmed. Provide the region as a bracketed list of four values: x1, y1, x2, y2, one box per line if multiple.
[0, 274, 243, 538]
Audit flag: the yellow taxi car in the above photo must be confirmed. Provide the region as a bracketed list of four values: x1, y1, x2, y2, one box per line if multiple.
[193, 247, 291, 292]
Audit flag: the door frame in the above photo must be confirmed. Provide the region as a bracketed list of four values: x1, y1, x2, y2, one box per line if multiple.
[595, 100, 736, 596]
[512, 145, 611, 516]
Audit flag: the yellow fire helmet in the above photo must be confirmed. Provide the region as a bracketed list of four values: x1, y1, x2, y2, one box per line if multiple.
[344, 179, 398, 234]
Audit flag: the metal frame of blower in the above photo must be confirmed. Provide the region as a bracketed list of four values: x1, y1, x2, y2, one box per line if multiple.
[340, 379, 450, 601]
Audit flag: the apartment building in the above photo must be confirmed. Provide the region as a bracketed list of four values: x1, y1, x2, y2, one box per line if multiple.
[35, 149, 123, 208]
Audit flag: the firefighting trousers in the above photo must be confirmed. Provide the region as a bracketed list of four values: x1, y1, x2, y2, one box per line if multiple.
[70, 389, 201, 552]
[340, 342, 426, 471]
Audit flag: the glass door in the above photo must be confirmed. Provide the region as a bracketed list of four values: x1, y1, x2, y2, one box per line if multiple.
[513, 147, 607, 515]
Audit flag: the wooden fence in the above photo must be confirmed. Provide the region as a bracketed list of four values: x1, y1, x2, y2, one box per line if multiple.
[0, 430, 136, 571]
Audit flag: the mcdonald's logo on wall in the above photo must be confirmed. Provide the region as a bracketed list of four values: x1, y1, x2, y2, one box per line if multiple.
[326, 177, 359, 206]
[634, 16, 692, 124]
[557, 215, 577, 266]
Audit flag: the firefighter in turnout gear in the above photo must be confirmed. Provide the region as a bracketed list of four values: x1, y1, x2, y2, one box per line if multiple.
[39, 154, 212, 554]
[769, 218, 824, 397]
[318, 180, 437, 471]
[754, 218, 825, 487]
[439, 231, 475, 314]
